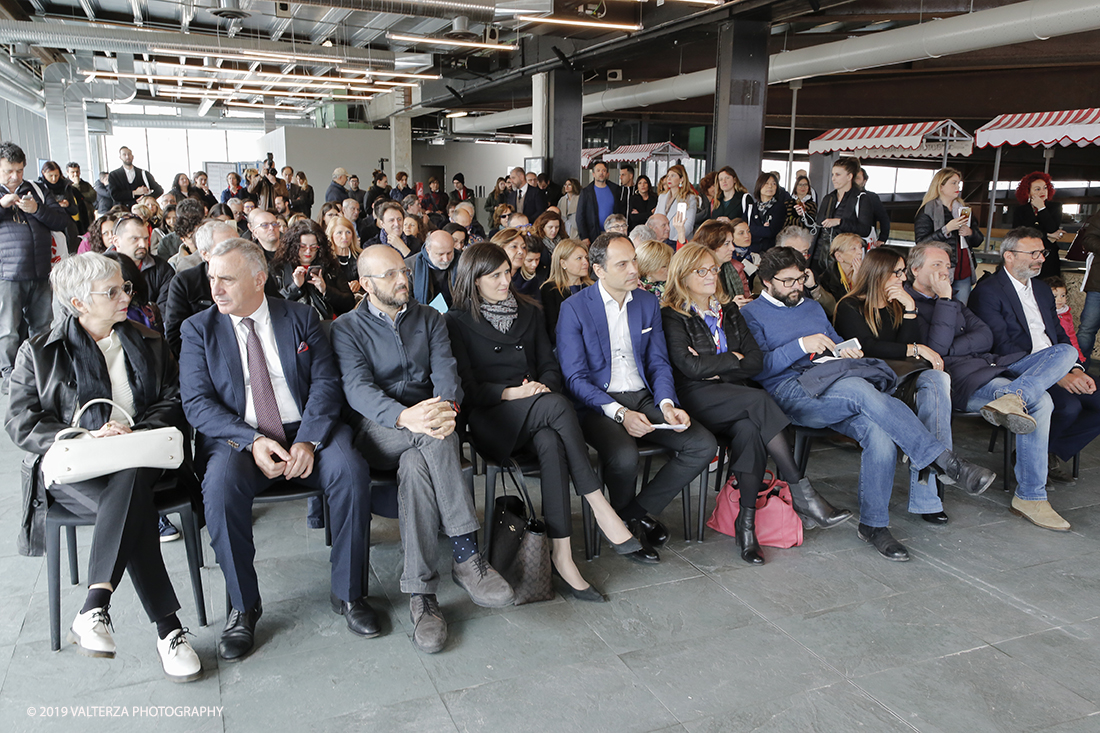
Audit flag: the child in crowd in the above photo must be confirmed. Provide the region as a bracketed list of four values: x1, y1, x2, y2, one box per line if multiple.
[1044, 276, 1086, 361]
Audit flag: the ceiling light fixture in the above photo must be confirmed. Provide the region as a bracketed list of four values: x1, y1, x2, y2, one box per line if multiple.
[386, 32, 517, 51]
[340, 70, 441, 80]
[445, 110, 468, 118]
[81, 70, 385, 93]
[226, 100, 307, 111]
[148, 47, 383, 72]
[515, 15, 642, 32]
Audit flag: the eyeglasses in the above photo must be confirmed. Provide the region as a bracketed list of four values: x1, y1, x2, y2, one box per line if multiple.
[364, 267, 412, 282]
[298, 243, 321, 252]
[892, 267, 907, 278]
[772, 274, 809, 287]
[1005, 248, 1048, 260]
[256, 222, 279, 230]
[692, 265, 721, 278]
[88, 281, 134, 301]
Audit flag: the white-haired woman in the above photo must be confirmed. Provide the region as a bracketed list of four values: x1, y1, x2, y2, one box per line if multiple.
[4, 253, 202, 682]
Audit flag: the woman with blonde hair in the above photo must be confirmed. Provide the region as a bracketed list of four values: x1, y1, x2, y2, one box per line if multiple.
[819, 232, 865, 304]
[636, 239, 673, 299]
[655, 164, 699, 240]
[913, 167, 984, 304]
[661, 244, 851, 563]
[325, 215, 362, 293]
[540, 239, 593, 342]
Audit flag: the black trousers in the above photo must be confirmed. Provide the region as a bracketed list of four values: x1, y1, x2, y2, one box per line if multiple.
[1049, 385, 1100, 460]
[49, 467, 180, 623]
[581, 390, 717, 516]
[198, 422, 371, 612]
[679, 381, 790, 479]
[514, 393, 602, 539]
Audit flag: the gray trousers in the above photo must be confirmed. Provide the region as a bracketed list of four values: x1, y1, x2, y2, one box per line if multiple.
[355, 419, 479, 594]
[0, 278, 52, 377]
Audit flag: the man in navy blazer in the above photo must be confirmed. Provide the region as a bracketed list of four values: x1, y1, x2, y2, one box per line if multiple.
[575, 161, 626, 245]
[557, 232, 717, 555]
[970, 226, 1100, 491]
[506, 167, 547, 222]
[180, 238, 379, 662]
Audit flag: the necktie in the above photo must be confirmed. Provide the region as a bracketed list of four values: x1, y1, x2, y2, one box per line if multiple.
[517, 189, 524, 214]
[242, 317, 287, 446]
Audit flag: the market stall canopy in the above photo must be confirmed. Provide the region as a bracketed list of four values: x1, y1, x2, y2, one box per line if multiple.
[581, 147, 608, 168]
[808, 120, 974, 159]
[976, 109, 1100, 149]
[602, 141, 690, 164]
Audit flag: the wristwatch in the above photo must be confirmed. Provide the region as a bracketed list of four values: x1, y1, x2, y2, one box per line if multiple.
[614, 406, 627, 424]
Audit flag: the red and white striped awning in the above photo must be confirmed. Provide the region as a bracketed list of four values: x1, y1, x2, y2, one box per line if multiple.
[976, 109, 1100, 149]
[808, 120, 973, 159]
[603, 141, 690, 163]
[581, 147, 608, 168]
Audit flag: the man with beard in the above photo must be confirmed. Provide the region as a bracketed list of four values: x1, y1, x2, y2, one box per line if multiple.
[331, 245, 513, 654]
[111, 215, 175, 315]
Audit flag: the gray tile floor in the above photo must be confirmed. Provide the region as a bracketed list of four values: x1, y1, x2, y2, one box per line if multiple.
[3, 417, 1100, 733]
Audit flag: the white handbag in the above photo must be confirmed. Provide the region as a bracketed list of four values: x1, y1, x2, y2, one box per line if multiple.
[40, 398, 185, 487]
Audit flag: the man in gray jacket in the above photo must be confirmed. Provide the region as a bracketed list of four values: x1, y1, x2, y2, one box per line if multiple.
[0, 141, 73, 392]
[330, 245, 512, 656]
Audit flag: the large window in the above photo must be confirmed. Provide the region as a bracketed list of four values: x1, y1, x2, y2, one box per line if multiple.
[102, 128, 265, 184]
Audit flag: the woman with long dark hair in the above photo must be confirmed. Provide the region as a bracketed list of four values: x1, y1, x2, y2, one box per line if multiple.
[833, 247, 952, 523]
[271, 219, 355, 319]
[39, 161, 81, 254]
[291, 171, 314, 219]
[627, 175, 657, 230]
[815, 156, 874, 271]
[748, 172, 784, 253]
[785, 175, 818, 230]
[446, 243, 653, 600]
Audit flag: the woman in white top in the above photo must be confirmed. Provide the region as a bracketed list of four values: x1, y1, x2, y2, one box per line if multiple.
[557, 177, 581, 238]
[655, 164, 699, 241]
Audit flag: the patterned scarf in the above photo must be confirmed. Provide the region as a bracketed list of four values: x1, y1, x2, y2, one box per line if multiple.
[691, 298, 727, 354]
[480, 292, 518, 333]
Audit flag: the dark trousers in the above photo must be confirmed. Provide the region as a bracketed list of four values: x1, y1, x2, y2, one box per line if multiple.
[581, 390, 717, 516]
[515, 393, 602, 539]
[198, 422, 371, 612]
[1049, 384, 1100, 459]
[49, 467, 180, 623]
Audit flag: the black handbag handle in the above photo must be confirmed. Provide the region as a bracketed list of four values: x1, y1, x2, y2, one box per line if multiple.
[502, 457, 538, 521]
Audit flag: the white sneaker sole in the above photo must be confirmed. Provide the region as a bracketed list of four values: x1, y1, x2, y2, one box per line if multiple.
[67, 629, 115, 658]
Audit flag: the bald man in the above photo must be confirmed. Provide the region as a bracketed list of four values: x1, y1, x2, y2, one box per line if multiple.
[406, 230, 458, 308]
[331, 245, 513, 654]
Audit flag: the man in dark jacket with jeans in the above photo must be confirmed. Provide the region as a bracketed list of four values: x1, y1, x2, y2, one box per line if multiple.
[575, 161, 626, 245]
[331, 245, 512, 655]
[0, 141, 73, 391]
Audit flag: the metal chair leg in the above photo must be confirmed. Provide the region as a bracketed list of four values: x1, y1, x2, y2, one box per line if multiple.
[1003, 429, 1014, 492]
[482, 464, 498, 555]
[1073, 451, 1081, 479]
[65, 525, 79, 585]
[47, 521, 63, 651]
[178, 506, 208, 627]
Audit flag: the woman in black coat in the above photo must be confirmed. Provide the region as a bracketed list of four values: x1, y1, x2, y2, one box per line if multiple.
[914, 167, 984, 304]
[1012, 171, 1067, 278]
[39, 161, 82, 254]
[814, 156, 873, 271]
[270, 219, 355, 320]
[661, 244, 851, 564]
[446, 244, 650, 602]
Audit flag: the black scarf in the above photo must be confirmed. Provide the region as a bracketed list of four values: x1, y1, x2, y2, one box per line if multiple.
[66, 317, 155, 429]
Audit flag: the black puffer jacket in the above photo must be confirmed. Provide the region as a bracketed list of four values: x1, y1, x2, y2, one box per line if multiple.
[0, 180, 73, 281]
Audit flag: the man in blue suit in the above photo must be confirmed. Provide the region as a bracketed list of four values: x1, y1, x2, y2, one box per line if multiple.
[970, 226, 1100, 494]
[180, 238, 378, 662]
[557, 232, 717, 557]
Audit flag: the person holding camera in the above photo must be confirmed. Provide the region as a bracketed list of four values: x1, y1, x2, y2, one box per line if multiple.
[270, 219, 354, 320]
[248, 160, 289, 212]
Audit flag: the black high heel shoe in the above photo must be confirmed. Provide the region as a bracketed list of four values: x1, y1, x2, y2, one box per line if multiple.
[597, 522, 659, 564]
[551, 567, 607, 603]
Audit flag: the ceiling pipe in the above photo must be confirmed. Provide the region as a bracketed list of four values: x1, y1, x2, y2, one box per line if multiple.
[0, 76, 44, 112]
[289, 0, 494, 23]
[455, 0, 1100, 133]
[0, 52, 43, 94]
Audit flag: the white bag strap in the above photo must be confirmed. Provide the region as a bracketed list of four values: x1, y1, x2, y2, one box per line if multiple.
[70, 398, 135, 428]
[24, 179, 45, 202]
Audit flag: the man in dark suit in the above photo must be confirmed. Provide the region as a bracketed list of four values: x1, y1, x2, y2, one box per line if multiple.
[506, 167, 547, 222]
[556, 232, 717, 557]
[107, 146, 163, 210]
[575, 161, 626, 245]
[180, 238, 379, 662]
[326, 167, 350, 204]
[970, 226, 1100, 490]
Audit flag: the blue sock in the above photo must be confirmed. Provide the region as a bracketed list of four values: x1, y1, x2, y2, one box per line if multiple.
[451, 532, 478, 563]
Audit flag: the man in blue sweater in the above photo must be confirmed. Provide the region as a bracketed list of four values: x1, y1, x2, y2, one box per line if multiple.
[741, 247, 995, 561]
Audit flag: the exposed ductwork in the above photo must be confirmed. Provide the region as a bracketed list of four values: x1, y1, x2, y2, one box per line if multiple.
[0, 20, 396, 68]
[0, 52, 43, 95]
[45, 57, 138, 172]
[455, 0, 1100, 133]
[110, 115, 314, 130]
[289, 0, 495, 24]
[0, 76, 44, 112]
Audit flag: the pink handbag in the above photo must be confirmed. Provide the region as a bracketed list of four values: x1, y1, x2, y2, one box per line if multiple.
[706, 471, 804, 548]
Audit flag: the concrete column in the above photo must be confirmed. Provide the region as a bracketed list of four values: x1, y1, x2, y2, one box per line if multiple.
[390, 114, 412, 179]
[548, 69, 583, 187]
[531, 71, 549, 160]
[710, 20, 769, 184]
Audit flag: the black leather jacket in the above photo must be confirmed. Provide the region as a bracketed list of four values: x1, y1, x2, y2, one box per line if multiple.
[5, 317, 184, 556]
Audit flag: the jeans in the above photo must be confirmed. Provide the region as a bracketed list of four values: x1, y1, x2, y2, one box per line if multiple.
[0, 278, 52, 377]
[772, 375, 948, 527]
[962, 345, 1077, 500]
[908, 370, 952, 514]
[952, 277, 973, 306]
[1077, 291, 1100, 370]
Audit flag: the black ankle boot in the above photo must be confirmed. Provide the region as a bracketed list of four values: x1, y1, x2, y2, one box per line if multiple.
[734, 506, 764, 565]
[789, 478, 853, 529]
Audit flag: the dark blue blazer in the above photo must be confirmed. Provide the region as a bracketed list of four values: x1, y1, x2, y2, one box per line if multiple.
[969, 267, 1081, 365]
[506, 185, 548, 221]
[555, 282, 678, 412]
[179, 297, 345, 452]
[575, 181, 626, 243]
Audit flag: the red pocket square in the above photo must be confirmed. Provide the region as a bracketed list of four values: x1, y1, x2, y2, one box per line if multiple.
[297, 341, 309, 353]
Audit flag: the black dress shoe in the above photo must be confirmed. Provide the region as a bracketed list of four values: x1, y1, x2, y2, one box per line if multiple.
[552, 568, 608, 603]
[331, 594, 382, 638]
[921, 511, 949, 525]
[219, 600, 262, 661]
[636, 515, 669, 547]
[857, 524, 910, 562]
[622, 519, 661, 564]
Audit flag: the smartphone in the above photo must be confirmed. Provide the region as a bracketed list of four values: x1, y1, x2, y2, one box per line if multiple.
[308, 266, 322, 278]
[676, 201, 688, 215]
[834, 337, 861, 355]
[958, 206, 972, 224]
[21, 193, 32, 201]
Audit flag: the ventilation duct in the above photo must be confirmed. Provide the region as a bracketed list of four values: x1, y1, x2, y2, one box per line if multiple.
[286, 0, 494, 24]
[45, 56, 137, 172]
[210, 0, 251, 20]
[455, 0, 1100, 133]
[0, 77, 43, 112]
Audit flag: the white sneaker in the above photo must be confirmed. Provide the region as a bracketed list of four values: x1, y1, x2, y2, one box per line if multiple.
[68, 606, 116, 658]
[157, 628, 203, 683]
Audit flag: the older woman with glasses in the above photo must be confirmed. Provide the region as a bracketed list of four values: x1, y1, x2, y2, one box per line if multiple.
[271, 219, 355, 320]
[5, 252, 201, 680]
[661, 244, 851, 564]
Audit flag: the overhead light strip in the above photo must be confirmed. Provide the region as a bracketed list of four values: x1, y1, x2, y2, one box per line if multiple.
[82, 70, 386, 93]
[515, 15, 643, 32]
[148, 47, 384, 72]
[386, 32, 517, 51]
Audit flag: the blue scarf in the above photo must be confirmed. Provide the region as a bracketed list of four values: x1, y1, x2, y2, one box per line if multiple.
[692, 299, 727, 354]
[412, 246, 450, 304]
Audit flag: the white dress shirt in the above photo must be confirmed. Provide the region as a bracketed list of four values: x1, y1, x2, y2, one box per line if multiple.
[597, 280, 671, 419]
[95, 331, 135, 424]
[124, 166, 136, 184]
[1006, 271, 1054, 353]
[228, 297, 303, 430]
